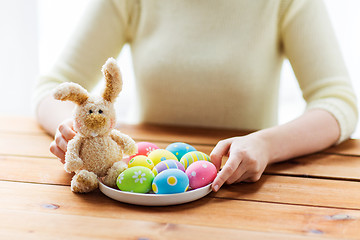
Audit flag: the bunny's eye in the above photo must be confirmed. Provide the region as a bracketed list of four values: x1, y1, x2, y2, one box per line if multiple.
[89, 110, 93, 114]
[98, 109, 103, 114]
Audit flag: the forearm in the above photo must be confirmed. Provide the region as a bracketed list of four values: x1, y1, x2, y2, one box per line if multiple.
[256, 109, 340, 164]
[36, 94, 75, 136]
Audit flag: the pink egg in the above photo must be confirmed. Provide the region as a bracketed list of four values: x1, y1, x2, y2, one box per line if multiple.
[131, 142, 159, 158]
[185, 160, 217, 189]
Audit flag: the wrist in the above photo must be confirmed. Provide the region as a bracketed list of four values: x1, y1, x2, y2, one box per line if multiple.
[251, 127, 284, 165]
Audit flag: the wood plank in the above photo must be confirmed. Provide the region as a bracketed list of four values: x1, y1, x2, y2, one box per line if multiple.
[213, 175, 360, 210]
[3, 130, 360, 181]
[324, 139, 360, 156]
[0, 132, 53, 158]
[0, 115, 45, 134]
[1, 154, 359, 211]
[0, 155, 71, 185]
[1, 181, 360, 239]
[266, 153, 360, 180]
[1, 209, 327, 240]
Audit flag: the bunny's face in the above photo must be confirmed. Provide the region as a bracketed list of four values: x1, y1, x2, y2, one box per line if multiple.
[54, 58, 123, 137]
[73, 96, 116, 137]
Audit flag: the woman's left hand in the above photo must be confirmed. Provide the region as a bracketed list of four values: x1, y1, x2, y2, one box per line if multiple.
[210, 133, 270, 192]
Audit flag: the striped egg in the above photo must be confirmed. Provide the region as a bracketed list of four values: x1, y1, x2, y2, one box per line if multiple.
[165, 142, 197, 160]
[152, 159, 185, 176]
[180, 151, 211, 169]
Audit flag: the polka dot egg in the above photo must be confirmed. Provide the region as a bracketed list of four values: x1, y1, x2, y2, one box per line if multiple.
[165, 142, 197, 160]
[152, 169, 189, 194]
[148, 149, 178, 166]
[180, 151, 211, 169]
[186, 160, 217, 189]
[117, 166, 154, 193]
[152, 159, 185, 176]
[128, 155, 154, 170]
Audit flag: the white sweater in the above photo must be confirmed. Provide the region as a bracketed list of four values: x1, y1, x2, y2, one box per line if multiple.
[34, 0, 358, 143]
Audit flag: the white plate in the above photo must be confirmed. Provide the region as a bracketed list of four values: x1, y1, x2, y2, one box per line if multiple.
[99, 181, 212, 206]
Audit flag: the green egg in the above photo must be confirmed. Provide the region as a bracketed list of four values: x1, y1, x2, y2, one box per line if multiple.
[116, 166, 154, 193]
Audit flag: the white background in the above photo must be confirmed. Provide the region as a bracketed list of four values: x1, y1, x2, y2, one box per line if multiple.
[1, 0, 359, 137]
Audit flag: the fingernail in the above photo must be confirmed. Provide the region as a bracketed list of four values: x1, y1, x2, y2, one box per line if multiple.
[213, 185, 219, 192]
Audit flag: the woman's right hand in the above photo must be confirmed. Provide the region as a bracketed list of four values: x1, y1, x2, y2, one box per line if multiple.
[50, 118, 76, 163]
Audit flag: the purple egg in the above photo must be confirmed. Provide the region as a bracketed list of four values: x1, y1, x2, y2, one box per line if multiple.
[152, 159, 185, 176]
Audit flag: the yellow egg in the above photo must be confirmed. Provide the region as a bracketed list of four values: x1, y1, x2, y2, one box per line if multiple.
[148, 149, 178, 166]
[128, 155, 154, 170]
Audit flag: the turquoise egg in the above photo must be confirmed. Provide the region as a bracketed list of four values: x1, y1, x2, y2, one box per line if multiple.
[152, 169, 189, 194]
[165, 142, 197, 160]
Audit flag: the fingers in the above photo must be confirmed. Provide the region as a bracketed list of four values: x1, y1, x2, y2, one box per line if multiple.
[50, 140, 66, 164]
[212, 150, 245, 192]
[59, 119, 76, 141]
[49, 119, 76, 164]
[210, 139, 232, 171]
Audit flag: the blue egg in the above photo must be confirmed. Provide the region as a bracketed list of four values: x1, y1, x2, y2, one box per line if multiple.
[152, 169, 189, 194]
[165, 142, 197, 160]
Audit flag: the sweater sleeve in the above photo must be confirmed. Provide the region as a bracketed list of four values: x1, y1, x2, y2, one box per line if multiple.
[280, 0, 358, 144]
[33, 0, 135, 112]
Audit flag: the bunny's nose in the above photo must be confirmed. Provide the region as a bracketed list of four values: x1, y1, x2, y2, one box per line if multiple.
[85, 114, 106, 130]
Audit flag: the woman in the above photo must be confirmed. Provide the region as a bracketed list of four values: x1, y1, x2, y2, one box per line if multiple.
[34, 0, 358, 192]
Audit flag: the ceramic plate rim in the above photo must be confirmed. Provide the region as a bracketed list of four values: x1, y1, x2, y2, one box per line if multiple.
[99, 180, 212, 206]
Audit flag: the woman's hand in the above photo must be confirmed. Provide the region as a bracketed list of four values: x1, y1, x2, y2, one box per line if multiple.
[50, 118, 76, 163]
[210, 133, 270, 192]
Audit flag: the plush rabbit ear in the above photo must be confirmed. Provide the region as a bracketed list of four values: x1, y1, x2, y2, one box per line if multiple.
[53, 82, 89, 105]
[101, 57, 123, 103]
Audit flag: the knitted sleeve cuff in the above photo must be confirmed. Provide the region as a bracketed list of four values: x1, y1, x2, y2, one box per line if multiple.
[306, 98, 358, 144]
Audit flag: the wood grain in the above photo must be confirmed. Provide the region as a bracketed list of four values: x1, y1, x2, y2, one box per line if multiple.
[0, 155, 71, 185]
[0, 115, 45, 134]
[1, 181, 360, 239]
[266, 153, 360, 180]
[3, 129, 360, 181]
[1, 154, 359, 210]
[213, 175, 360, 210]
[325, 140, 360, 156]
[1, 209, 331, 240]
[0, 132, 53, 158]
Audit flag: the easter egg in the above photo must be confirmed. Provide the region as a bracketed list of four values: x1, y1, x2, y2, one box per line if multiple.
[186, 161, 217, 189]
[165, 142, 197, 160]
[180, 151, 211, 169]
[128, 155, 154, 170]
[148, 149, 177, 166]
[152, 169, 189, 194]
[117, 166, 154, 193]
[152, 159, 185, 176]
[131, 142, 159, 158]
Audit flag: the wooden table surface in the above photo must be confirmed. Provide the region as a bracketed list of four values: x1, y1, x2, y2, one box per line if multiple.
[1, 115, 360, 239]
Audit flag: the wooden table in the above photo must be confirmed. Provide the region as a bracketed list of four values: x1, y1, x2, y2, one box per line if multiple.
[1, 115, 360, 239]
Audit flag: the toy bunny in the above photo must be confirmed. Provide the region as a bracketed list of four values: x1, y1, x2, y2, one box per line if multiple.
[53, 57, 137, 193]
